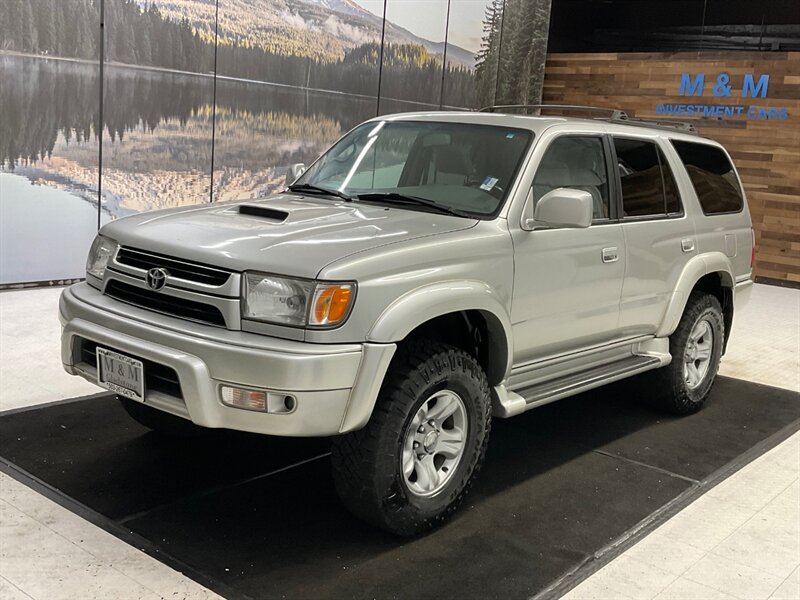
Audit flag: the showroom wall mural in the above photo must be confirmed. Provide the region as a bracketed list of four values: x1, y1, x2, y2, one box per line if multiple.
[0, 0, 553, 285]
[0, 0, 105, 285]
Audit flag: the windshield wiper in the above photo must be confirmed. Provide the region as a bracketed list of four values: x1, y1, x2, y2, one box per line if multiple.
[356, 192, 470, 218]
[287, 183, 352, 202]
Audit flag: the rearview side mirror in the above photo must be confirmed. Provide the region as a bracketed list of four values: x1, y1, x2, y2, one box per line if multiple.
[531, 188, 593, 229]
[285, 163, 306, 187]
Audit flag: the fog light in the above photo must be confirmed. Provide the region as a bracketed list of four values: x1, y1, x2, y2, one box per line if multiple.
[220, 385, 296, 414]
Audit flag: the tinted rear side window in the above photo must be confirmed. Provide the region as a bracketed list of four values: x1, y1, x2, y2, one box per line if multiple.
[672, 141, 744, 214]
[614, 138, 678, 217]
[660, 148, 682, 214]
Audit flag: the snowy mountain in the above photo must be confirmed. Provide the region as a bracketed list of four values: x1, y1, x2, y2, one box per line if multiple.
[302, 0, 369, 18]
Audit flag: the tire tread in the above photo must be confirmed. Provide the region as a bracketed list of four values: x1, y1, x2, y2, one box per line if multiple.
[331, 339, 491, 535]
[646, 291, 724, 414]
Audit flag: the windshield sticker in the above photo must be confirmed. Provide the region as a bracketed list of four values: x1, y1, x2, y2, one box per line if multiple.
[480, 176, 499, 191]
[506, 133, 515, 139]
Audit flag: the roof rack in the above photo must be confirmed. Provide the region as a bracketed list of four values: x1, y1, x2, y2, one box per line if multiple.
[479, 104, 629, 120]
[607, 116, 698, 134]
[479, 104, 698, 135]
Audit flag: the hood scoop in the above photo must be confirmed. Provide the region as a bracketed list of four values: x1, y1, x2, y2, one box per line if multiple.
[237, 204, 289, 222]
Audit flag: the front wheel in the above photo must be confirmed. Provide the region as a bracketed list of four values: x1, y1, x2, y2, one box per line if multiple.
[331, 340, 491, 536]
[647, 291, 725, 414]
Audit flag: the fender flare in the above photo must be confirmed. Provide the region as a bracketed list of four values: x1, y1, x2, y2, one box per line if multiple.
[656, 252, 735, 338]
[367, 280, 514, 383]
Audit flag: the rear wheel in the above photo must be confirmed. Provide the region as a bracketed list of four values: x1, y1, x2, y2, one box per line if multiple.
[647, 291, 725, 414]
[331, 340, 491, 536]
[118, 397, 206, 437]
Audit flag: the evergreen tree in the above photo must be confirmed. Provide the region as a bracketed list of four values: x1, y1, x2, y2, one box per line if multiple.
[171, 27, 184, 70]
[34, 0, 57, 54]
[0, 4, 8, 50]
[61, 1, 80, 57]
[494, 0, 551, 105]
[54, 0, 69, 56]
[138, 22, 153, 65]
[75, 3, 96, 59]
[6, 0, 24, 50]
[0, 0, 478, 108]
[0, 4, 11, 50]
[21, 0, 37, 52]
[524, 0, 552, 103]
[506, 0, 534, 102]
[475, 0, 503, 108]
[124, 22, 138, 63]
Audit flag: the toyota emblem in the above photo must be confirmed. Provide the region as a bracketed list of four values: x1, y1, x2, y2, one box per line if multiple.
[145, 267, 168, 291]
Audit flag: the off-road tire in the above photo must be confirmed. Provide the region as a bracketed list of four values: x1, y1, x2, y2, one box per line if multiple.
[118, 397, 207, 437]
[647, 291, 725, 414]
[331, 340, 492, 536]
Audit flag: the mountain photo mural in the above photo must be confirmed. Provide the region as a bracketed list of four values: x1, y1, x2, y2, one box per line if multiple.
[0, 0, 552, 284]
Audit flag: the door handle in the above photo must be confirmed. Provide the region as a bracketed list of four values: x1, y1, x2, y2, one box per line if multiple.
[681, 238, 695, 253]
[602, 247, 619, 263]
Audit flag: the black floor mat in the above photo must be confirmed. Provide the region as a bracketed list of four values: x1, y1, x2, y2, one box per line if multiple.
[0, 376, 797, 600]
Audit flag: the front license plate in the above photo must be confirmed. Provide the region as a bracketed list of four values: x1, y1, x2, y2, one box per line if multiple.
[96, 347, 144, 402]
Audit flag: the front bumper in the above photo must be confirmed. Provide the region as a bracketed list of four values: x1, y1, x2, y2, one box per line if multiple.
[59, 283, 396, 436]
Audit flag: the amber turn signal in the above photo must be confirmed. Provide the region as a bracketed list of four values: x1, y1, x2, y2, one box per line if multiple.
[310, 283, 354, 326]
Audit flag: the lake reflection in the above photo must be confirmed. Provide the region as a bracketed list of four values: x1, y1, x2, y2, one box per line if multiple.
[0, 54, 389, 217]
[0, 54, 429, 283]
[0, 173, 110, 284]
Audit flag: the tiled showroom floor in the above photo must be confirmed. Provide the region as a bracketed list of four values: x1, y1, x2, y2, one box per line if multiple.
[0, 283, 798, 600]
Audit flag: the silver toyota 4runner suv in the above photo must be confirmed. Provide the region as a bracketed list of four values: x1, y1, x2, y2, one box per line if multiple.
[60, 106, 754, 535]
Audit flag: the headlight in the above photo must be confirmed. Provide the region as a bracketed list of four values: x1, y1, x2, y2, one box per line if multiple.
[86, 235, 117, 280]
[242, 272, 355, 328]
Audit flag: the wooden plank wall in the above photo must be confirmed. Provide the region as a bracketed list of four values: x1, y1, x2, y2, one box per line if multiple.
[543, 52, 800, 285]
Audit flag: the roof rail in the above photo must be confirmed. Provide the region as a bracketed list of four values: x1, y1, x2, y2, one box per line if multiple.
[479, 104, 629, 120]
[479, 104, 699, 135]
[606, 116, 699, 134]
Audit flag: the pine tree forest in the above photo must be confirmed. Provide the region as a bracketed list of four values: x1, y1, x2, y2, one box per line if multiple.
[0, 0, 482, 105]
[474, 0, 552, 108]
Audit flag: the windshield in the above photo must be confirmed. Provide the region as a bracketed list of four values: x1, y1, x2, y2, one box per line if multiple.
[294, 121, 533, 217]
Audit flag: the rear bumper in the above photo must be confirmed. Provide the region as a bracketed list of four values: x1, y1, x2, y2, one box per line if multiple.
[734, 277, 754, 310]
[59, 283, 395, 436]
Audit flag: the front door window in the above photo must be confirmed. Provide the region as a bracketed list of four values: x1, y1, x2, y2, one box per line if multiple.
[532, 136, 610, 221]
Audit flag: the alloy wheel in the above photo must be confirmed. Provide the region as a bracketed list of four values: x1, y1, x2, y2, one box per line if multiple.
[401, 389, 468, 497]
[683, 318, 714, 390]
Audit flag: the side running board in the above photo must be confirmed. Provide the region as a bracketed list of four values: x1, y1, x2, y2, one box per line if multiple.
[493, 355, 664, 418]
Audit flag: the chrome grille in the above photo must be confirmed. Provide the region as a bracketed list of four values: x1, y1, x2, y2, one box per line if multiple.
[116, 247, 232, 286]
[105, 280, 227, 327]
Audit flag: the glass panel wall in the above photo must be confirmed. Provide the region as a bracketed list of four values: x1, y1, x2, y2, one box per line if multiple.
[1, 0, 555, 285]
[377, 0, 450, 113]
[101, 0, 215, 215]
[442, 0, 495, 109]
[212, 0, 381, 201]
[0, 0, 103, 284]
[494, 0, 552, 105]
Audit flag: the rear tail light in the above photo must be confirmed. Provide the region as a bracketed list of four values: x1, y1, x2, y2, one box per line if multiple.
[750, 228, 756, 270]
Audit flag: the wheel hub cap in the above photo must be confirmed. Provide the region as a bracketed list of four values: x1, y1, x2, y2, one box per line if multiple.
[423, 430, 439, 453]
[402, 390, 468, 498]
